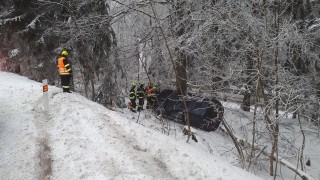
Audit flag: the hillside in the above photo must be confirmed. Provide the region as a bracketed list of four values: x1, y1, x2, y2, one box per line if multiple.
[0, 72, 263, 180]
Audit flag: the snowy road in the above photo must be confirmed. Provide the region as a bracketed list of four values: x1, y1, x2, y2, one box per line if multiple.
[0, 72, 262, 180]
[0, 74, 40, 179]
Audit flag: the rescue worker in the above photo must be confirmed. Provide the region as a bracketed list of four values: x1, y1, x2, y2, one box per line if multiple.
[57, 50, 72, 93]
[136, 82, 145, 111]
[149, 85, 157, 110]
[129, 82, 137, 112]
[146, 82, 153, 109]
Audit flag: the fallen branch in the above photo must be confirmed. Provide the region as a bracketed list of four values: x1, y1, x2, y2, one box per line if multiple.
[240, 138, 314, 180]
[220, 116, 245, 168]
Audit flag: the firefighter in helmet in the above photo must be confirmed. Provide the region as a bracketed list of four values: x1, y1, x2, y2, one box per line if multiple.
[149, 85, 157, 109]
[136, 82, 145, 111]
[57, 50, 72, 93]
[129, 82, 137, 112]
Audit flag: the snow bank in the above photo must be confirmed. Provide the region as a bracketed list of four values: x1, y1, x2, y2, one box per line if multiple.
[0, 72, 262, 180]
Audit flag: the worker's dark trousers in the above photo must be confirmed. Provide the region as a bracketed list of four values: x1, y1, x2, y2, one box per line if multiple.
[60, 75, 71, 93]
[146, 97, 152, 109]
[137, 98, 144, 111]
[150, 97, 155, 110]
[130, 99, 137, 112]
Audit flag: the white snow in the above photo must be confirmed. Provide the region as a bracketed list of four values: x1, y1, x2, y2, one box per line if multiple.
[309, 18, 320, 31]
[0, 71, 319, 180]
[9, 49, 20, 58]
[0, 72, 262, 180]
[26, 15, 40, 29]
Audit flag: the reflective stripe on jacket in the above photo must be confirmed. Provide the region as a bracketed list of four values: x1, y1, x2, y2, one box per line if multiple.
[57, 57, 71, 75]
[129, 88, 136, 100]
[136, 86, 145, 99]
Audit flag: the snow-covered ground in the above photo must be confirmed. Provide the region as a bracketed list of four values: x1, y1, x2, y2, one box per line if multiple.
[0, 72, 319, 180]
[0, 72, 262, 179]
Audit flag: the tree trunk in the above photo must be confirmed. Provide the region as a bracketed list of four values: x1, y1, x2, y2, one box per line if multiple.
[149, 0, 192, 142]
[242, 93, 251, 112]
[241, 53, 253, 112]
[292, 0, 307, 75]
[80, 38, 95, 100]
[73, 18, 95, 100]
[220, 116, 245, 168]
[175, 0, 187, 95]
[176, 50, 187, 95]
[273, 1, 280, 178]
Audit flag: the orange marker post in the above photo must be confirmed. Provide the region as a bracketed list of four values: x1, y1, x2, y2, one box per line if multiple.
[42, 79, 49, 112]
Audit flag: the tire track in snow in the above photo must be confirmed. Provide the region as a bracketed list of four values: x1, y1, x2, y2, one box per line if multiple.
[49, 93, 177, 179]
[32, 98, 53, 180]
[96, 112, 178, 179]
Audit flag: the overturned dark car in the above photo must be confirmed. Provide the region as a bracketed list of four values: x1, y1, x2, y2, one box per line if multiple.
[154, 89, 224, 132]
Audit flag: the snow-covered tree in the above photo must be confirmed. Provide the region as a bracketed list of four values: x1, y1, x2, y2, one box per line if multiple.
[0, 0, 124, 106]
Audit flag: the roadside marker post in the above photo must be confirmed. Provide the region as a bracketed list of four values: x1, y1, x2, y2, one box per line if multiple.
[42, 79, 49, 112]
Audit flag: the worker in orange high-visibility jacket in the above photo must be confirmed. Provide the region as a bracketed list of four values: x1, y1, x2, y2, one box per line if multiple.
[57, 50, 72, 93]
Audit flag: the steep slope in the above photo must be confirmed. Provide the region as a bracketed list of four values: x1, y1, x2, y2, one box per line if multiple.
[0, 72, 262, 180]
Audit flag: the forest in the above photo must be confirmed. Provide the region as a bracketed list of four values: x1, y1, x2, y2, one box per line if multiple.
[0, 0, 320, 179]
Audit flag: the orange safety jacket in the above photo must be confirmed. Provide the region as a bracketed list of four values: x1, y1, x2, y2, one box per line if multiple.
[57, 56, 72, 75]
